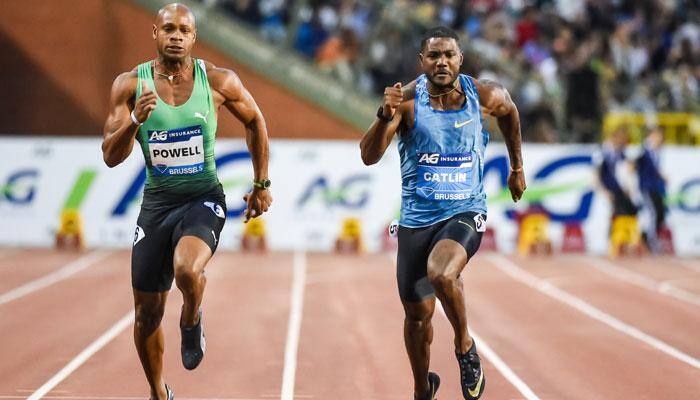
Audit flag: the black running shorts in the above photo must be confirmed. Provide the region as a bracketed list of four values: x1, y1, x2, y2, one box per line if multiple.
[397, 211, 486, 302]
[131, 185, 227, 292]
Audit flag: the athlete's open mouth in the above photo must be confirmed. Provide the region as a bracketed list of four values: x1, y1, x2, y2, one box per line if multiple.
[166, 45, 184, 52]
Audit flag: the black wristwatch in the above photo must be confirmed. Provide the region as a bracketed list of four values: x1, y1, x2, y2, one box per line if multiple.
[253, 178, 271, 190]
[376, 106, 394, 122]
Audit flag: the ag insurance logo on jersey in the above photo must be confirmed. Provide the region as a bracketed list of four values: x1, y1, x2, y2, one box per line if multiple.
[416, 152, 474, 201]
[147, 125, 204, 176]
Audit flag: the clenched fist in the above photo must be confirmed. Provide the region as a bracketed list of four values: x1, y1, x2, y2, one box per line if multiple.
[381, 82, 403, 120]
[133, 81, 157, 124]
[508, 168, 527, 202]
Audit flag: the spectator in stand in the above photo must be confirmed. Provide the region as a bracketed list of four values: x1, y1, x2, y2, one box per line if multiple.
[516, 6, 538, 48]
[200, 0, 700, 142]
[316, 27, 359, 83]
[294, 8, 329, 58]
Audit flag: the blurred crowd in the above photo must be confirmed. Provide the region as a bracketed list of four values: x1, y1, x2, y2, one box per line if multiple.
[198, 0, 700, 142]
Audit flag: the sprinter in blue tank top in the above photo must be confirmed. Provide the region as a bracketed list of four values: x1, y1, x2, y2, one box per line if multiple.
[361, 27, 526, 400]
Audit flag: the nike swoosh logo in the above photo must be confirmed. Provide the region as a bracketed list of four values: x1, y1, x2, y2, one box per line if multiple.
[454, 119, 473, 128]
[468, 369, 484, 398]
[457, 220, 475, 232]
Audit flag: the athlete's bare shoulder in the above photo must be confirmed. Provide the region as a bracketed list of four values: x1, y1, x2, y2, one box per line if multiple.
[110, 69, 139, 103]
[201, 59, 243, 100]
[473, 78, 514, 117]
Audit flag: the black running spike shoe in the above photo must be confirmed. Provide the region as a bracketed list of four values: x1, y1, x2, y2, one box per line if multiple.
[151, 384, 173, 400]
[181, 308, 206, 370]
[165, 384, 174, 400]
[415, 372, 440, 400]
[457, 343, 485, 400]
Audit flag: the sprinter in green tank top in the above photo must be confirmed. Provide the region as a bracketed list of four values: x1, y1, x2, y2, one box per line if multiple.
[101, 4, 272, 399]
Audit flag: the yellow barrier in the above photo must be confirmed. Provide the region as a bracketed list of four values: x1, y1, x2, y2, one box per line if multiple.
[609, 215, 641, 258]
[55, 209, 84, 250]
[517, 213, 552, 256]
[335, 217, 364, 254]
[603, 112, 700, 145]
[241, 218, 267, 252]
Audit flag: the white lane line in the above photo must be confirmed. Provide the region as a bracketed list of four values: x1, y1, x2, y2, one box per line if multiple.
[486, 254, 700, 370]
[27, 311, 134, 400]
[675, 259, 700, 274]
[580, 256, 700, 307]
[434, 303, 542, 400]
[1, 397, 271, 400]
[280, 251, 307, 400]
[0, 251, 112, 306]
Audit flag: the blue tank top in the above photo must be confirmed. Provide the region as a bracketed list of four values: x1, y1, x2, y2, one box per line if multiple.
[398, 74, 488, 228]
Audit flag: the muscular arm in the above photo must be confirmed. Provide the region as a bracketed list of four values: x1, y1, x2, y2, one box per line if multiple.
[360, 106, 404, 165]
[102, 72, 139, 168]
[475, 78, 526, 201]
[475, 79, 523, 169]
[360, 80, 416, 165]
[211, 68, 269, 181]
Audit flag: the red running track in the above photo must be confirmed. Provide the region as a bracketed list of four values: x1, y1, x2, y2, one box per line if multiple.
[0, 248, 698, 399]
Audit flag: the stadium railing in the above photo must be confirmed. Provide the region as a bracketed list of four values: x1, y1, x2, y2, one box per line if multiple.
[603, 112, 700, 145]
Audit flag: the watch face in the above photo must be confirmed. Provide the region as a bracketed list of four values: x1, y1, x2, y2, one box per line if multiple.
[263, 179, 271, 188]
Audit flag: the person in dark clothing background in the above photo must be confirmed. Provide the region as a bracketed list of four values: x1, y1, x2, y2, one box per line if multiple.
[636, 128, 668, 252]
[598, 127, 638, 217]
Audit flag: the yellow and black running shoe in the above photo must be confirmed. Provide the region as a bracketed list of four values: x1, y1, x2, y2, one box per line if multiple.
[457, 343, 485, 400]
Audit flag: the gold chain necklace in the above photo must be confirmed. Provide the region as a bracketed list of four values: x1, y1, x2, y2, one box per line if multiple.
[154, 59, 192, 82]
[427, 84, 458, 98]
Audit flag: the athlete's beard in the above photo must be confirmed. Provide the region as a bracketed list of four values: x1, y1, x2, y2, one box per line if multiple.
[426, 73, 458, 92]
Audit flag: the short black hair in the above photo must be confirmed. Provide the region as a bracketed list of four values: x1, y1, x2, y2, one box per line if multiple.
[420, 26, 460, 51]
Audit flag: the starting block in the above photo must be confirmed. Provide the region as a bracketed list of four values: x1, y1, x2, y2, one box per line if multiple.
[335, 217, 364, 254]
[55, 209, 84, 250]
[241, 217, 267, 252]
[656, 225, 675, 255]
[609, 215, 641, 257]
[517, 211, 552, 256]
[480, 226, 497, 252]
[561, 222, 586, 253]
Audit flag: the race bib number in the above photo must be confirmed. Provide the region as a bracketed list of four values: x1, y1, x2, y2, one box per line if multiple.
[147, 125, 204, 176]
[416, 152, 474, 201]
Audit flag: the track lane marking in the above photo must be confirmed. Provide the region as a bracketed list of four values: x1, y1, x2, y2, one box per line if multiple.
[675, 259, 700, 274]
[486, 254, 700, 370]
[27, 311, 134, 400]
[0, 251, 112, 306]
[579, 256, 700, 307]
[280, 251, 307, 400]
[434, 303, 542, 400]
[3, 397, 276, 400]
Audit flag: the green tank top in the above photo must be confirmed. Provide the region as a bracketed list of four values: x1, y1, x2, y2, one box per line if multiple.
[135, 59, 219, 198]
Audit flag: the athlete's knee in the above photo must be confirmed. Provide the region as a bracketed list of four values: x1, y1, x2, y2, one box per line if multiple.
[427, 262, 459, 291]
[134, 303, 164, 335]
[404, 303, 433, 331]
[173, 256, 204, 287]
[427, 253, 465, 292]
[404, 313, 432, 334]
